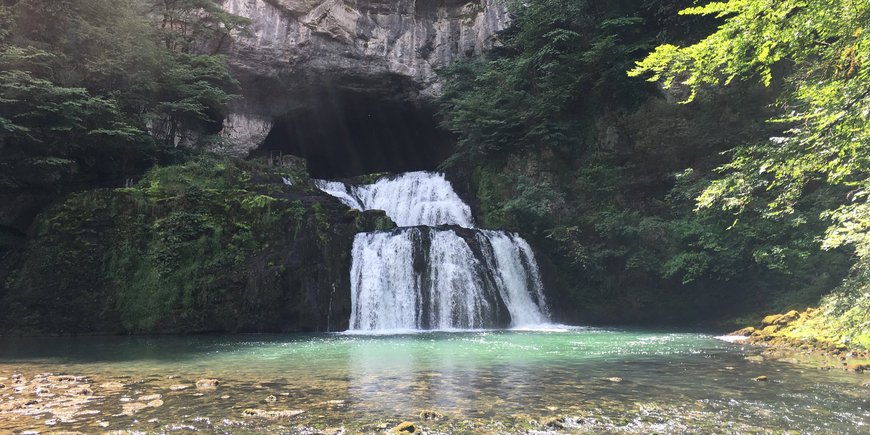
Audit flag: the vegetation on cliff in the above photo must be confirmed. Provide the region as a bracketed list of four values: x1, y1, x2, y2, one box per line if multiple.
[1, 155, 393, 334]
[630, 0, 869, 348]
[439, 0, 859, 328]
[0, 0, 246, 240]
[1, 0, 866, 338]
[0, 0, 258, 329]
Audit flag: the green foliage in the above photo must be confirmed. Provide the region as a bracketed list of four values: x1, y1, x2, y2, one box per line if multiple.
[105, 156, 310, 332]
[630, 0, 870, 260]
[780, 261, 870, 349]
[440, 0, 852, 323]
[145, 0, 251, 54]
[0, 48, 135, 142]
[0, 154, 393, 334]
[440, 0, 661, 164]
[0, 0, 243, 198]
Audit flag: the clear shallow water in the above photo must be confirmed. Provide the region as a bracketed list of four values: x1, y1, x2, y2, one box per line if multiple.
[0, 329, 867, 433]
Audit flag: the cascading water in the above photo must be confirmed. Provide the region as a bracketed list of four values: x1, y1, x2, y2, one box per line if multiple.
[315, 172, 474, 227]
[316, 171, 550, 331]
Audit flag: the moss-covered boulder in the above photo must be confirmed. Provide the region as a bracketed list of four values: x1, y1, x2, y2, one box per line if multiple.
[735, 262, 870, 357]
[0, 155, 394, 334]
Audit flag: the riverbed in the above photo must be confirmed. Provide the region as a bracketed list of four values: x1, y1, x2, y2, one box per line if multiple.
[0, 328, 866, 433]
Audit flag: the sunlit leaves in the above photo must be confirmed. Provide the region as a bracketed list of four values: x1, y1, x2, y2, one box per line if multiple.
[631, 0, 870, 258]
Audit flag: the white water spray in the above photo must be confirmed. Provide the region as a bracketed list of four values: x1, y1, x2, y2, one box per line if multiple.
[315, 172, 474, 227]
[317, 171, 550, 331]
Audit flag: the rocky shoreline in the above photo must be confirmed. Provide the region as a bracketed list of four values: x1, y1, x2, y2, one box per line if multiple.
[727, 309, 870, 373]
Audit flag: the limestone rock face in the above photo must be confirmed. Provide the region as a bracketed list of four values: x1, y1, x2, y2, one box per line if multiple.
[218, 0, 510, 149]
[222, 0, 508, 101]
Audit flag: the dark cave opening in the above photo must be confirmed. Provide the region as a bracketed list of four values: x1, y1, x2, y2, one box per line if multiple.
[258, 88, 456, 179]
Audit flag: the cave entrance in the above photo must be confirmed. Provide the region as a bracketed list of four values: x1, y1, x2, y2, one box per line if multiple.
[259, 86, 455, 179]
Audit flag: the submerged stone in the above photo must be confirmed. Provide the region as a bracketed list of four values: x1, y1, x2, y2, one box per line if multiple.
[99, 382, 124, 391]
[545, 417, 567, 429]
[419, 409, 443, 420]
[67, 386, 93, 396]
[195, 379, 220, 389]
[121, 402, 148, 415]
[48, 375, 85, 384]
[242, 408, 305, 420]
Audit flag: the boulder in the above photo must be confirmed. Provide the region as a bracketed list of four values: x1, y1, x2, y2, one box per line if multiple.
[761, 325, 779, 335]
[733, 327, 756, 336]
[419, 410, 442, 421]
[845, 363, 870, 373]
[762, 314, 783, 326]
[775, 310, 800, 325]
[391, 421, 417, 434]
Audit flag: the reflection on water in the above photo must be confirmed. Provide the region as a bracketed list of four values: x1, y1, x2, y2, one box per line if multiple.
[0, 329, 867, 433]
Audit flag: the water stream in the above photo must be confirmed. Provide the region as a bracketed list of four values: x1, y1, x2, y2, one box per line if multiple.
[0, 330, 866, 433]
[1, 174, 864, 433]
[316, 172, 550, 331]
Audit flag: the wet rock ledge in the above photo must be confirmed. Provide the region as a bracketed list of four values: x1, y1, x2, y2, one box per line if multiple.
[730, 309, 870, 372]
[0, 156, 394, 335]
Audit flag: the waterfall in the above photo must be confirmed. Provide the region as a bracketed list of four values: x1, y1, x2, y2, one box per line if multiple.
[315, 172, 474, 227]
[316, 171, 550, 331]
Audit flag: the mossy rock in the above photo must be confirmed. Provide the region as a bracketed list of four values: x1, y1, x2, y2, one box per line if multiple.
[391, 421, 417, 434]
[733, 326, 756, 336]
[775, 310, 800, 325]
[0, 156, 383, 334]
[762, 314, 783, 326]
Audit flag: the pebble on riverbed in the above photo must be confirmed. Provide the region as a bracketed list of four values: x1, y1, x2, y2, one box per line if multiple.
[122, 402, 149, 415]
[195, 379, 220, 389]
[419, 409, 443, 420]
[242, 408, 305, 419]
[99, 381, 125, 391]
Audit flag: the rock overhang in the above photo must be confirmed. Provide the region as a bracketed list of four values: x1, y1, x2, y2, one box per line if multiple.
[217, 0, 510, 173]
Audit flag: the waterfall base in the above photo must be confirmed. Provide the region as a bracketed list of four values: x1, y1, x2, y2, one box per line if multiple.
[316, 171, 551, 332]
[349, 227, 549, 331]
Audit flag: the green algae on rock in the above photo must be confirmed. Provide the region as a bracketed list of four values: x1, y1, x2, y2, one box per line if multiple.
[0, 155, 395, 335]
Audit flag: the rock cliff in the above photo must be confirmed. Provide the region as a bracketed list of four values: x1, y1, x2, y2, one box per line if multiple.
[218, 0, 510, 153]
[0, 157, 395, 334]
